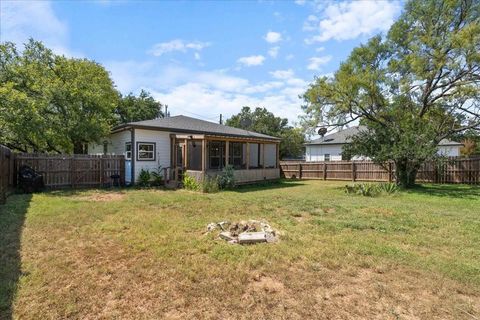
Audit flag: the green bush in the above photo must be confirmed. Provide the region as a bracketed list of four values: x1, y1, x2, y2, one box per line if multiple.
[377, 182, 399, 194]
[183, 174, 200, 191]
[345, 182, 399, 197]
[201, 176, 220, 193]
[150, 166, 164, 186]
[218, 165, 235, 189]
[138, 169, 151, 187]
[344, 183, 378, 197]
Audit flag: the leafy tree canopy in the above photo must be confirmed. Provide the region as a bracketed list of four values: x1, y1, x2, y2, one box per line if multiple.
[301, 0, 480, 187]
[0, 39, 119, 153]
[115, 89, 163, 124]
[226, 106, 305, 159]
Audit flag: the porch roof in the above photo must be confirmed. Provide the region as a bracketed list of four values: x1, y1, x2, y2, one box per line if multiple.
[114, 115, 281, 142]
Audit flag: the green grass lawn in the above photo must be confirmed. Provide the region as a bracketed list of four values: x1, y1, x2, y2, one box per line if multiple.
[1, 180, 479, 319]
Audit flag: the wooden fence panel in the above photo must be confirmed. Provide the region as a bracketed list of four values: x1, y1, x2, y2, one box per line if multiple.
[0, 145, 15, 204]
[280, 158, 480, 185]
[15, 154, 125, 188]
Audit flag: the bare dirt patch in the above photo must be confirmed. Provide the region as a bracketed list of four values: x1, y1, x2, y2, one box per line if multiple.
[74, 192, 126, 202]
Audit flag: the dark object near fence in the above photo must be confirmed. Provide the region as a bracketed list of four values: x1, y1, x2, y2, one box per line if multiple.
[18, 165, 44, 193]
[110, 174, 121, 187]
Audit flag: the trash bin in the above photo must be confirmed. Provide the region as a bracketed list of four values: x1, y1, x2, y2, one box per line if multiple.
[18, 165, 44, 193]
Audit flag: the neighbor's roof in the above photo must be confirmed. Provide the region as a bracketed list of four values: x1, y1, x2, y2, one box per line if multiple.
[305, 126, 462, 146]
[114, 115, 280, 141]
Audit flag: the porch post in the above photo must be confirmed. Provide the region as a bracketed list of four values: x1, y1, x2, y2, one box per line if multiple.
[246, 142, 250, 170]
[276, 142, 280, 168]
[225, 140, 229, 168]
[261, 143, 265, 168]
[202, 139, 206, 173]
[184, 139, 188, 170]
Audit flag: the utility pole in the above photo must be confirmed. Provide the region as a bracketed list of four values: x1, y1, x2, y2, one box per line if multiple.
[219, 114, 223, 125]
[165, 105, 168, 118]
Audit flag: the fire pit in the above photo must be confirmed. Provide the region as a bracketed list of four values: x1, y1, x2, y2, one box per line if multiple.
[206, 220, 278, 244]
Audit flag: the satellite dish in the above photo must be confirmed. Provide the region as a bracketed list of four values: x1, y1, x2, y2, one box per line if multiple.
[317, 127, 328, 137]
[240, 118, 252, 128]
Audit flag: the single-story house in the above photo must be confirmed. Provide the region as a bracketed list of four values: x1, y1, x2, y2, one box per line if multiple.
[305, 126, 463, 162]
[88, 115, 281, 184]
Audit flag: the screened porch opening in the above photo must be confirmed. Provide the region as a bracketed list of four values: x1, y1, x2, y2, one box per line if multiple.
[172, 135, 280, 182]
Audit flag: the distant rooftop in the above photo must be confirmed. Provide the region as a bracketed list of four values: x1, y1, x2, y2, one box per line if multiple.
[114, 115, 280, 141]
[306, 126, 462, 146]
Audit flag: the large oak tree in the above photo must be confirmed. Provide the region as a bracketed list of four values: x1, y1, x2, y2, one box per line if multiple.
[226, 106, 305, 159]
[0, 39, 119, 153]
[302, 0, 480, 187]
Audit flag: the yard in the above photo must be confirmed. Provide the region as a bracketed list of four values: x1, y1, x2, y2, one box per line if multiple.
[1, 180, 479, 319]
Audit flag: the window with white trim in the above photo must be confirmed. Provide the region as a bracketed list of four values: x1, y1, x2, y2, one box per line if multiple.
[125, 142, 132, 160]
[137, 142, 156, 161]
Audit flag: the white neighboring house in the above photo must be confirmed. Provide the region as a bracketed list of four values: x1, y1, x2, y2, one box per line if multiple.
[88, 115, 281, 185]
[305, 126, 463, 162]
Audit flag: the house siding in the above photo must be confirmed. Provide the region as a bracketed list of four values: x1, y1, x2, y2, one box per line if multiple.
[438, 145, 461, 157]
[133, 129, 171, 180]
[305, 144, 462, 162]
[88, 130, 131, 156]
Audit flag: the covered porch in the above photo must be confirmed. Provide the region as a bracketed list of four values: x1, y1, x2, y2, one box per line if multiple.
[170, 133, 280, 184]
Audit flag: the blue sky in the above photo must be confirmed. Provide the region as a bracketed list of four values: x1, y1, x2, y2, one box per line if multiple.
[1, 0, 402, 124]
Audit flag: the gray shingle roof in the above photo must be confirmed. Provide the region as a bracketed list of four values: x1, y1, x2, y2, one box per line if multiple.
[115, 115, 280, 140]
[306, 126, 462, 146]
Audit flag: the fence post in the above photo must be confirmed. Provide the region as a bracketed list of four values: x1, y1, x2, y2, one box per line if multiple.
[388, 162, 393, 183]
[100, 158, 104, 187]
[298, 163, 302, 179]
[352, 161, 356, 182]
[323, 163, 327, 180]
[71, 157, 76, 188]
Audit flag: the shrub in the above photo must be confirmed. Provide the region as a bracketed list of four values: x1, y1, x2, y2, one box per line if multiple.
[201, 176, 219, 193]
[345, 182, 399, 197]
[377, 182, 399, 194]
[150, 166, 164, 186]
[138, 169, 151, 187]
[183, 174, 200, 191]
[218, 165, 235, 189]
[344, 183, 378, 197]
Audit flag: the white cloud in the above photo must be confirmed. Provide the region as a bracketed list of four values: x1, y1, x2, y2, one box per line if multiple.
[270, 69, 294, 80]
[150, 82, 305, 123]
[264, 31, 282, 43]
[237, 55, 265, 67]
[148, 39, 210, 56]
[307, 55, 332, 71]
[294, 0, 306, 5]
[305, 0, 401, 43]
[268, 46, 280, 58]
[0, 0, 81, 57]
[303, 15, 318, 31]
[285, 54, 295, 61]
[106, 60, 307, 122]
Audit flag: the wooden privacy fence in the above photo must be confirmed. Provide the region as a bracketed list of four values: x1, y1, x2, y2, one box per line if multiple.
[15, 154, 126, 188]
[0, 145, 15, 204]
[280, 158, 480, 184]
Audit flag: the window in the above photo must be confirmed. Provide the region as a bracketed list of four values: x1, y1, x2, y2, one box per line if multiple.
[324, 154, 330, 161]
[208, 141, 225, 170]
[137, 142, 156, 161]
[125, 142, 132, 160]
[229, 142, 246, 169]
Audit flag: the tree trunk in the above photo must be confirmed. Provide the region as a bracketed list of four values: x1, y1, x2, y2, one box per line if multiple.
[395, 159, 419, 188]
[73, 142, 85, 154]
